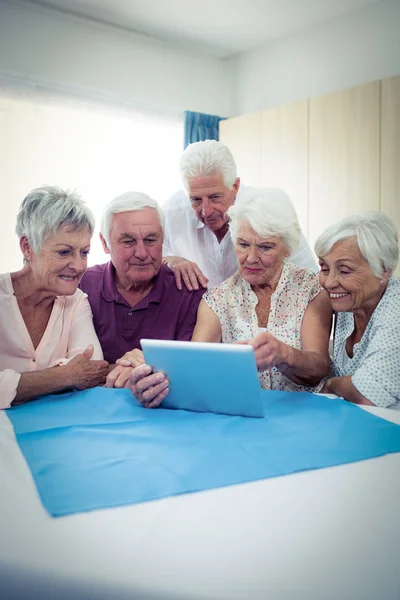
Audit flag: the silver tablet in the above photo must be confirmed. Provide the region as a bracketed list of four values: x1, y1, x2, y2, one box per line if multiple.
[141, 339, 264, 418]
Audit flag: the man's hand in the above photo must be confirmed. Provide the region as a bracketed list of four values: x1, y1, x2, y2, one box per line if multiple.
[129, 364, 170, 408]
[116, 349, 145, 368]
[162, 256, 208, 291]
[105, 365, 134, 388]
[64, 345, 109, 389]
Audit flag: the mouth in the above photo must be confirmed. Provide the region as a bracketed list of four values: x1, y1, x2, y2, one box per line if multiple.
[329, 292, 349, 299]
[59, 275, 77, 282]
[245, 267, 262, 273]
[129, 263, 152, 268]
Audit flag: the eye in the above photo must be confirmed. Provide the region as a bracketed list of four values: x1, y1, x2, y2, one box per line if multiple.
[259, 245, 272, 253]
[190, 198, 202, 206]
[57, 250, 70, 257]
[238, 242, 249, 249]
[144, 239, 157, 246]
[121, 240, 134, 247]
[81, 250, 90, 258]
[339, 270, 351, 276]
[210, 196, 222, 204]
[319, 267, 329, 274]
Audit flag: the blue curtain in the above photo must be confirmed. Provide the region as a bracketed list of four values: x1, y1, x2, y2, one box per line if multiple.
[184, 111, 226, 148]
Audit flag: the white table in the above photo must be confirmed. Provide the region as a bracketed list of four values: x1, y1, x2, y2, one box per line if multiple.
[1, 404, 400, 600]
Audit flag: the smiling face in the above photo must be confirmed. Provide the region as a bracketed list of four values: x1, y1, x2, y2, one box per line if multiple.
[318, 238, 388, 313]
[24, 225, 91, 296]
[101, 208, 163, 289]
[187, 173, 240, 233]
[235, 220, 290, 288]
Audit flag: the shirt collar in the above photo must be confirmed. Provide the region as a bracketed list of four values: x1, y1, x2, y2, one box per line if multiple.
[101, 260, 164, 305]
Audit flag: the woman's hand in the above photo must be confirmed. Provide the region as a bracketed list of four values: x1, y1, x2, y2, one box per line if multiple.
[105, 365, 134, 388]
[244, 332, 288, 371]
[65, 344, 109, 389]
[116, 349, 145, 368]
[129, 364, 170, 408]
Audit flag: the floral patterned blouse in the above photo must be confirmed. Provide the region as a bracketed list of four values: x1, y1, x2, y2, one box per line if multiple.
[203, 261, 323, 392]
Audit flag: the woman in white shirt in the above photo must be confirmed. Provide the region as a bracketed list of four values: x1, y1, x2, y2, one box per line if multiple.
[316, 212, 400, 410]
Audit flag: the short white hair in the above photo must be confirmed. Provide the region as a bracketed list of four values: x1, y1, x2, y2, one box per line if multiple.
[180, 140, 237, 191]
[15, 185, 95, 254]
[314, 211, 399, 277]
[228, 187, 301, 253]
[100, 192, 164, 245]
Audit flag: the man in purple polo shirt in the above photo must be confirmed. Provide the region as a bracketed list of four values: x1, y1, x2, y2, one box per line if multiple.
[80, 192, 203, 383]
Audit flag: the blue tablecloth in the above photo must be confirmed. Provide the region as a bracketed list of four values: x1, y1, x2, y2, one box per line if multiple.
[8, 388, 400, 517]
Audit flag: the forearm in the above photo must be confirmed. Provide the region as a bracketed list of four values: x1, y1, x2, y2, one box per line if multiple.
[324, 375, 374, 405]
[12, 366, 74, 405]
[277, 346, 330, 387]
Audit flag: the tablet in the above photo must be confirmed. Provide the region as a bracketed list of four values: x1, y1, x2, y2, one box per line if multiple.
[141, 339, 264, 418]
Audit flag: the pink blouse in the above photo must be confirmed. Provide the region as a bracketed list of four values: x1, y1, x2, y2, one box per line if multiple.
[0, 273, 103, 409]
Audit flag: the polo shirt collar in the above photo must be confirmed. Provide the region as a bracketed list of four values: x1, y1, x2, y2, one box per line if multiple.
[101, 260, 164, 306]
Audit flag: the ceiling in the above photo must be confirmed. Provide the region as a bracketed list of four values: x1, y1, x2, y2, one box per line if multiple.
[26, 0, 381, 58]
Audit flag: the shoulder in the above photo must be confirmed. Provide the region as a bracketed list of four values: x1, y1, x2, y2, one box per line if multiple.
[163, 190, 190, 213]
[204, 272, 241, 302]
[375, 278, 400, 321]
[61, 287, 90, 310]
[0, 272, 12, 295]
[158, 265, 204, 302]
[80, 263, 107, 291]
[285, 262, 320, 287]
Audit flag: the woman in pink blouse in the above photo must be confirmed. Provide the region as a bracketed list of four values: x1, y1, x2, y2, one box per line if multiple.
[0, 186, 109, 409]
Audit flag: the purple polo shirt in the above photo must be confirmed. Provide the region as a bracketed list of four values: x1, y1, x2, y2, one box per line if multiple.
[79, 262, 204, 364]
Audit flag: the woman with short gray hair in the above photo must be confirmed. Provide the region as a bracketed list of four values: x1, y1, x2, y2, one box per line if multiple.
[0, 185, 109, 408]
[315, 211, 400, 409]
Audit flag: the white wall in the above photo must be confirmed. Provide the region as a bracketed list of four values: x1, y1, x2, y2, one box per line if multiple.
[0, 0, 232, 118]
[230, 0, 400, 115]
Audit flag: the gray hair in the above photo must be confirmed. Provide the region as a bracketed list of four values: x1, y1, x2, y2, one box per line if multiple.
[228, 187, 301, 253]
[314, 211, 399, 277]
[15, 185, 95, 254]
[100, 191, 164, 245]
[179, 140, 237, 191]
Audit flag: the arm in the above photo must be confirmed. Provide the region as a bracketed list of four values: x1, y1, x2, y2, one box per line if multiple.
[323, 376, 374, 405]
[175, 289, 204, 341]
[248, 291, 332, 387]
[9, 345, 109, 406]
[191, 299, 222, 343]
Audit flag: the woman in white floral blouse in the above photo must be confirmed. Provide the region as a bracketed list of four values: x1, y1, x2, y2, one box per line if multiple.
[128, 188, 332, 406]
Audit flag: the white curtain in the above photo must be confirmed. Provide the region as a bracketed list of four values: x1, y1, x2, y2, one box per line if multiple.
[0, 84, 183, 270]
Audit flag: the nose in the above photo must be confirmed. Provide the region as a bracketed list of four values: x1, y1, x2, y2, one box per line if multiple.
[323, 269, 338, 289]
[68, 253, 87, 272]
[246, 245, 260, 264]
[133, 240, 148, 260]
[200, 199, 213, 218]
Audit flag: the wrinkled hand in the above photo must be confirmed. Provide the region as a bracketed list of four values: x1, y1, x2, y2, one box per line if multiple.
[66, 345, 109, 390]
[163, 256, 208, 291]
[129, 364, 170, 408]
[243, 332, 288, 371]
[105, 365, 134, 388]
[116, 348, 145, 368]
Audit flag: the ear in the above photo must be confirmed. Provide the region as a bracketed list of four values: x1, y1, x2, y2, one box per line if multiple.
[20, 235, 33, 262]
[233, 177, 240, 196]
[99, 233, 110, 255]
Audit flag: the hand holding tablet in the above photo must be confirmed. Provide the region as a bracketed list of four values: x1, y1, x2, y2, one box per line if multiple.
[137, 339, 264, 418]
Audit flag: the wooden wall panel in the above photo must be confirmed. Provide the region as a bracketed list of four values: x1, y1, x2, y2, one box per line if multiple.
[381, 75, 400, 277]
[308, 82, 380, 249]
[261, 100, 309, 238]
[219, 112, 262, 186]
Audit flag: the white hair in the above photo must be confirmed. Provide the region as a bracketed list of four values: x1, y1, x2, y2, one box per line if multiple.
[228, 187, 301, 252]
[179, 140, 237, 191]
[100, 192, 165, 245]
[314, 211, 399, 277]
[15, 185, 95, 254]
